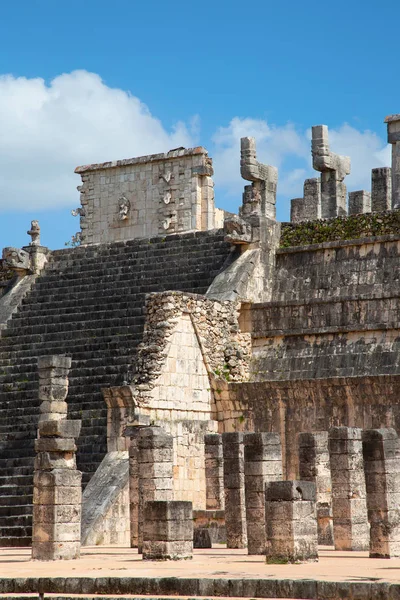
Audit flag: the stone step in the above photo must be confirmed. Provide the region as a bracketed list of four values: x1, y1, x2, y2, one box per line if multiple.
[0, 338, 138, 357]
[9, 307, 145, 326]
[0, 485, 32, 497]
[0, 495, 33, 507]
[0, 230, 231, 546]
[0, 504, 32, 517]
[0, 535, 31, 546]
[0, 525, 32, 538]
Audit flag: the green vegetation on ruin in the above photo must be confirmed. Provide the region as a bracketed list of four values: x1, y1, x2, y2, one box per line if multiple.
[280, 210, 400, 248]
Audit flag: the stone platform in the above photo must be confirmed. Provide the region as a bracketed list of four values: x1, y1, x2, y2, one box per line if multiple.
[1, 546, 400, 599]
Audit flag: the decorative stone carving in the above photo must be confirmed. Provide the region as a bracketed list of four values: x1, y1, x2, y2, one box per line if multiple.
[71, 232, 81, 246]
[2, 247, 30, 272]
[311, 125, 350, 218]
[224, 215, 252, 245]
[71, 207, 85, 217]
[163, 217, 172, 230]
[160, 171, 173, 184]
[118, 196, 131, 221]
[163, 192, 172, 205]
[240, 137, 278, 219]
[27, 220, 41, 246]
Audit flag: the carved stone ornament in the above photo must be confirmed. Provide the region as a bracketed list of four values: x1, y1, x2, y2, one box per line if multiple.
[71, 207, 85, 217]
[118, 196, 131, 221]
[27, 220, 40, 246]
[162, 217, 172, 230]
[2, 247, 30, 272]
[163, 192, 172, 205]
[72, 232, 82, 245]
[224, 214, 252, 245]
[160, 171, 172, 184]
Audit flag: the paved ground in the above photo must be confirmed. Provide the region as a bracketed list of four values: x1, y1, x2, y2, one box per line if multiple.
[1, 546, 400, 583]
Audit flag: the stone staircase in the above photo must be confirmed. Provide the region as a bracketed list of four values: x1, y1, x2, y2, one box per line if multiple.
[0, 230, 232, 546]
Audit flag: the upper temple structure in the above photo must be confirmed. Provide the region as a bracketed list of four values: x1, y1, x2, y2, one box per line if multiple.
[1, 113, 400, 553]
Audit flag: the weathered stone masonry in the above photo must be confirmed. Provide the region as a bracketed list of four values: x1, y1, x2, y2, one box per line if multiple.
[32, 356, 82, 560]
[3, 111, 400, 551]
[74, 147, 223, 244]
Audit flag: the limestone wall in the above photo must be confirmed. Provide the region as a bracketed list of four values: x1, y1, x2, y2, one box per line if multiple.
[273, 235, 400, 302]
[226, 376, 400, 481]
[74, 147, 224, 244]
[246, 235, 400, 381]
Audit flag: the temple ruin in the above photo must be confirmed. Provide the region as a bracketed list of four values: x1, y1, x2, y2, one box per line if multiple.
[1, 113, 400, 582]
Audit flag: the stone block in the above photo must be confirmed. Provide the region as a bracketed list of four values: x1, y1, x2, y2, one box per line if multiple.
[39, 400, 68, 416]
[38, 355, 72, 371]
[39, 384, 69, 402]
[34, 438, 77, 453]
[33, 504, 81, 524]
[142, 540, 193, 560]
[38, 419, 82, 439]
[34, 452, 76, 471]
[143, 519, 193, 542]
[33, 469, 81, 488]
[138, 448, 174, 463]
[33, 485, 81, 506]
[138, 426, 174, 449]
[32, 522, 80, 543]
[31, 540, 80, 561]
[265, 480, 316, 502]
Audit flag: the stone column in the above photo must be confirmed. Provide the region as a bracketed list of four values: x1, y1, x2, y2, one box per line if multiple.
[290, 198, 305, 223]
[385, 114, 400, 209]
[143, 501, 193, 560]
[32, 355, 82, 560]
[328, 427, 369, 551]
[371, 167, 392, 212]
[265, 481, 318, 564]
[103, 386, 139, 452]
[38, 355, 72, 422]
[290, 179, 321, 223]
[244, 432, 282, 555]
[137, 426, 174, 553]
[362, 428, 400, 558]
[240, 137, 278, 219]
[222, 432, 247, 548]
[303, 178, 321, 220]
[125, 414, 151, 548]
[312, 125, 350, 219]
[298, 432, 333, 545]
[205, 433, 225, 511]
[348, 191, 371, 215]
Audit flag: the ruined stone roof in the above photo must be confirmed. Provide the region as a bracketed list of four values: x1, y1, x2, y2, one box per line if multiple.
[75, 146, 208, 173]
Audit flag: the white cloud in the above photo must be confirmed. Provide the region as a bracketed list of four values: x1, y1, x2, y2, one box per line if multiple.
[329, 124, 390, 191]
[211, 117, 391, 216]
[211, 117, 309, 198]
[0, 70, 195, 211]
[0, 72, 392, 220]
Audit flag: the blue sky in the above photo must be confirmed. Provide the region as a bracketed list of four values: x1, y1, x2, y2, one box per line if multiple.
[0, 0, 398, 249]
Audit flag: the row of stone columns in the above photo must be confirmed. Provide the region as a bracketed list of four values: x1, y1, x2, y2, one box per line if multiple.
[299, 426, 400, 559]
[31, 361, 400, 563]
[291, 115, 400, 222]
[205, 427, 400, 561]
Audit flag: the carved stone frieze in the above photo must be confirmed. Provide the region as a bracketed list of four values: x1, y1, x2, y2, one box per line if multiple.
[2, 247, 30, 272]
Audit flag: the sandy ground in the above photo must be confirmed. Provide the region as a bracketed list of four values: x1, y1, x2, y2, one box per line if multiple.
[0, 546, 400, 584]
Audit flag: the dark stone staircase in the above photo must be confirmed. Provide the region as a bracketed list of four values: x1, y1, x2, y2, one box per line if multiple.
[0, 230, 232, 546]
